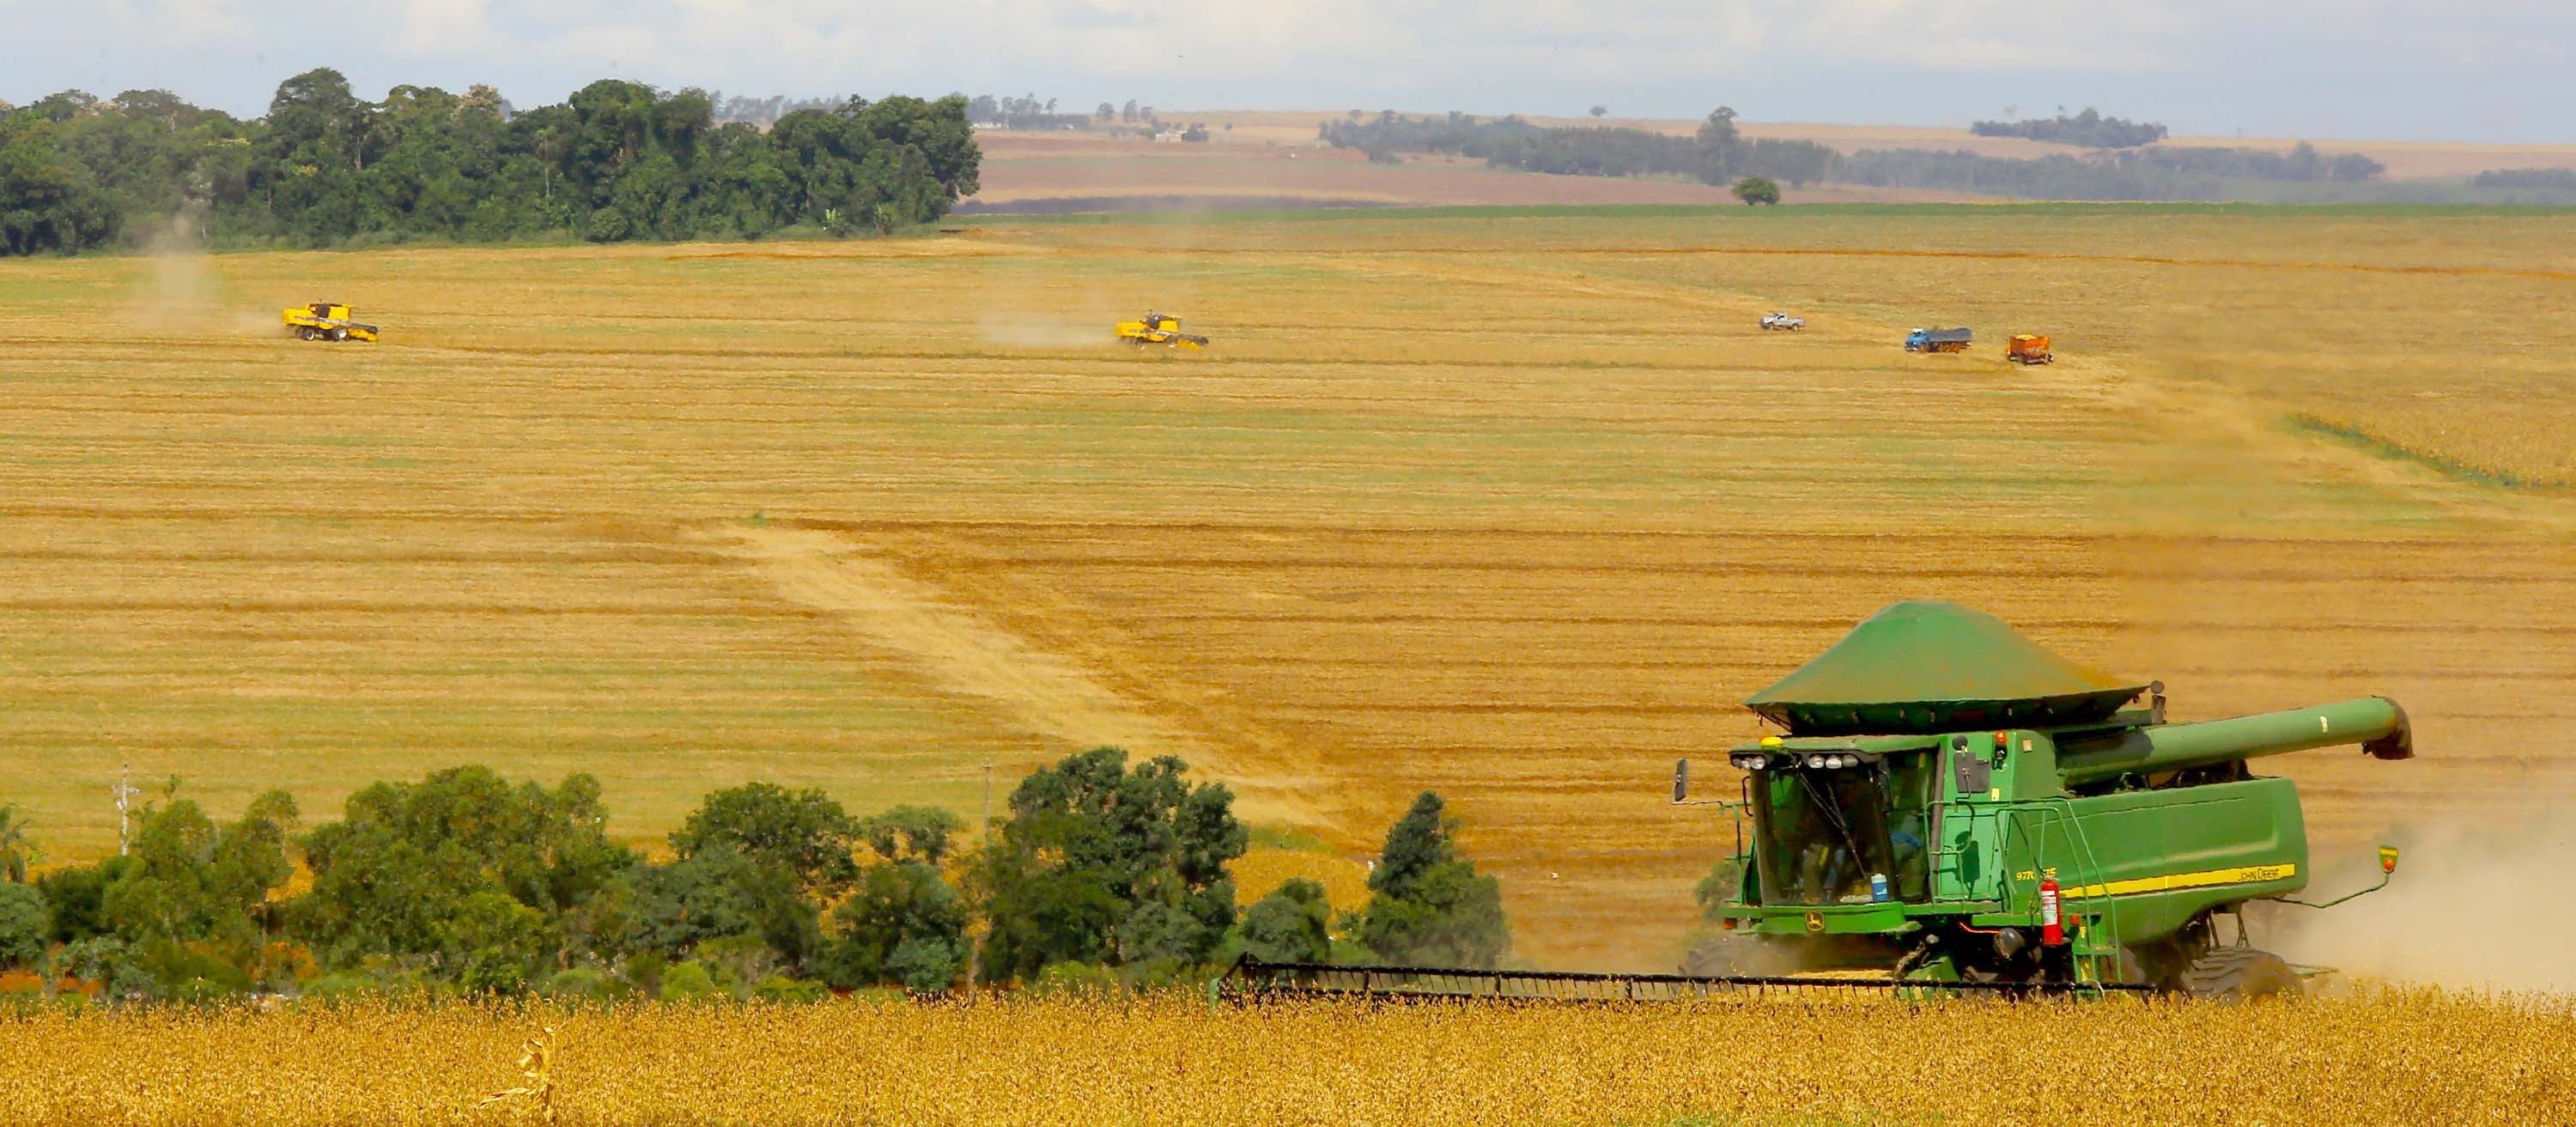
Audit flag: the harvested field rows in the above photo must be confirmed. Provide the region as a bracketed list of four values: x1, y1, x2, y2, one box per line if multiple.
[1, 207, 2571, 967]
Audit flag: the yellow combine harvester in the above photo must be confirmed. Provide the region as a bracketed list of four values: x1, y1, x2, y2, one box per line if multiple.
[282, 302, 380, 342]
[1114, 312, 1207, 350]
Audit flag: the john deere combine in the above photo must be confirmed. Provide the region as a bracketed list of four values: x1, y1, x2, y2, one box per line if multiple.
[1228, 601, 2406, 1001]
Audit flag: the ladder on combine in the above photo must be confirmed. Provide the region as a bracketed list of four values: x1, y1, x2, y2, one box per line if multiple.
[1931, 796, 2136, 989]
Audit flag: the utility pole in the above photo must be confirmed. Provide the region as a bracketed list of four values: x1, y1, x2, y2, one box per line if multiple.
[112, 762, 138, 856]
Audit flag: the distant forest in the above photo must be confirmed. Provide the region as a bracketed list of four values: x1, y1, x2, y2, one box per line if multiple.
[2472, 168, 2576, 191]
[1320, 108, 1838, 187]
[1972, 109, 2169, 149]
[1325, 107, 2398, 203]
[0, 70, 980, 256]
[1839, 142, 2386, 200]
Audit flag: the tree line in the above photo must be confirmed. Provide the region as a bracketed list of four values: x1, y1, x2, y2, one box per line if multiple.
[1319, 107, 2390, 203]
[1971, 108, 2168, 148]
[0, 748, 1508, 1003]
[1317, 108, 1838, 188]
[2471, 168, 2576, 191]
[1836, 141, 2385, 200]
[0, 69, 981, 256]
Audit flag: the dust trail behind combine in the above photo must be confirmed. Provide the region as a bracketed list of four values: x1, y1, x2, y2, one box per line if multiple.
[699, 522, 1315, 825]
[2275, 807, 2576, 993]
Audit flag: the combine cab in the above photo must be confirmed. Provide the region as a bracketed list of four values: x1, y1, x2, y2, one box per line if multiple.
[1115, 312, 1208, 350]
[2008, 334, 2054, 364]
[1226, 601, 2409, 1002]
[283, 302, 380, 342]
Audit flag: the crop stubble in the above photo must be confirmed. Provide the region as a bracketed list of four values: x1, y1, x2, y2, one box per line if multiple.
[0, 210, 2570, 968]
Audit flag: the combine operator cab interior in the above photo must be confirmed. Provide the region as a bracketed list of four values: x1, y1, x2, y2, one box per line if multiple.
[1735, 748, 1933, 906]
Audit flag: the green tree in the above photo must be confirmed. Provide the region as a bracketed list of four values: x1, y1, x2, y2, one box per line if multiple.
[623, 845, 821, 972]
[0, 804, 36, 882]
[860, 805, 962, 864]
[1225, 878, 1332, 965]
[100, 790, 297, 948]
[1354, 792, 1509, 967]
[37, 856, 127, 942]
[295, 767, 631, 978]
[672, 783, 861, 898]
[3, 73, 980, 254]
[1695, 855, 1745, 917]
[971, 747, 1246, 981]
[0, 882, 50, 969]
[817, 858, 967, 990]
[0, 112, 117, 253]
[254, 68, 377, 242]
[1695, 106, 1741, 150]
[1732, 176, 1782, 205]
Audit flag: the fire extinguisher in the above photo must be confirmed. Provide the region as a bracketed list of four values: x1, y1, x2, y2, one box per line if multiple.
[2038, 870, 2065, 947]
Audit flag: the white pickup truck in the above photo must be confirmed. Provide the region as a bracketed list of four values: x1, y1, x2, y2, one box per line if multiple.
[1760, 312, 1805, 331]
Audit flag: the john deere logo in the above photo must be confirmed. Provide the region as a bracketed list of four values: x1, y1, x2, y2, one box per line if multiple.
[1804, 911, 1825, 933]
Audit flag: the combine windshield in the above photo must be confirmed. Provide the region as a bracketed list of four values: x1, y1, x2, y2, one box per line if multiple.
[1750, 757, 1933, 906]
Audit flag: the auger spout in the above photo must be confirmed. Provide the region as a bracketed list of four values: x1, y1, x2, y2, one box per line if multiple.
[2055, 696, 2411, 787]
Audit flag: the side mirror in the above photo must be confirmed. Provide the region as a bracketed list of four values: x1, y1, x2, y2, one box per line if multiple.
[1671, 758, 1690, 804]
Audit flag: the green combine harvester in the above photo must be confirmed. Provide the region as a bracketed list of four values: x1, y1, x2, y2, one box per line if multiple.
[1226, 600, 2408, 1001]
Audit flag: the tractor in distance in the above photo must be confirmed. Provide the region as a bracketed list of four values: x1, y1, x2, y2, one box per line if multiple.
[283, 302, 380, 342]
[2008, 334, 2054, 364]
[1760, 312, 1806, 331]
[1115, 312, 1209, 350]
[1904, 326, 1971, 352]
[1679, 600, 2409, 999]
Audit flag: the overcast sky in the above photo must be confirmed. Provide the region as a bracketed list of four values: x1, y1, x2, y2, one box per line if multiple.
[8, 1, 2571, 143]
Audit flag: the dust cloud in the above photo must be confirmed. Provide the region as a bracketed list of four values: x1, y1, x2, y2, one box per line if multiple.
[975, 313, 1110, 349]
[121, 207, 265, 335]
[2271, 808, 2576, 993]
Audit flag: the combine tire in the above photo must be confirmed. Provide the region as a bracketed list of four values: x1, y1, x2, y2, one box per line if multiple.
[297, 326, 318, 340]
[328, 327, 349, 341]
[2179, 946, 2300, 1002]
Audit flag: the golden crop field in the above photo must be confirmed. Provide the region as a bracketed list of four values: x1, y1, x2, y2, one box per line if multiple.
[6, 990, 2572, 1125]
[3, 204, 2573, 978]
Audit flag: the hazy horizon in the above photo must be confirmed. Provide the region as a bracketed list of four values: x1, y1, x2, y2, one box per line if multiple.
[5, 1, 2572, 145]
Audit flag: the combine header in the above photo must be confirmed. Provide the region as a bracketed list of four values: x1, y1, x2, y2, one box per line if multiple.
[1225, 601, 2407, 1002]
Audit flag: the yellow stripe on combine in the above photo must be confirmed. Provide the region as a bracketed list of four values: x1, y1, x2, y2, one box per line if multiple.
[2061, 863, 2298, 899]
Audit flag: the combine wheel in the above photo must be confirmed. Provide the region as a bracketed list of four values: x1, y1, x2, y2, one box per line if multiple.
[329, 327, 349, 341]
[2179, 946, 2300, 1002]
[297, 326, 318, 340]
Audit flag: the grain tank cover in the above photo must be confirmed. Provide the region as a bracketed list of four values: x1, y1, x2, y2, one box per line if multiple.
[1745, 600, 2149, 735]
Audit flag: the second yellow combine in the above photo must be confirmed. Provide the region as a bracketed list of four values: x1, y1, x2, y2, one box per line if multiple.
[1114, 311, 1208, 350]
